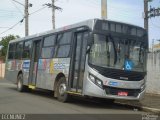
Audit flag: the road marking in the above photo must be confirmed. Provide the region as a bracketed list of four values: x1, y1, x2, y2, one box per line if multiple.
[142, 106, 160, 114]
[115, 101, 160, 114]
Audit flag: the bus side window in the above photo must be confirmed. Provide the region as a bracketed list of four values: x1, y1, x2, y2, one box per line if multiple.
[23, 41, 32, 59]
[58, 32, 72, 45]
[57, 45, 70, 58]
[41, 34, 56, 58]
[15, 42, 23, 59]
[8, 43, 16, 59]
[56, 32, 72, 58]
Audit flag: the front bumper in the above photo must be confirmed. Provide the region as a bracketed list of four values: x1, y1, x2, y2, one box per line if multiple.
[83, 77, 145, 100]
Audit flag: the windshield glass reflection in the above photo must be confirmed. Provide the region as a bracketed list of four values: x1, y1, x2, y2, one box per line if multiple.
[89, 34, 147, 72]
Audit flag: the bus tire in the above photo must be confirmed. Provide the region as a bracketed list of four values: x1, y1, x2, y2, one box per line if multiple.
[17, 74, 27, 92]
[56, 77, 70, 102]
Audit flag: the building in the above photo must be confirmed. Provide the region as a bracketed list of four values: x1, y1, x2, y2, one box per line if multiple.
[153, 43, 160, 52]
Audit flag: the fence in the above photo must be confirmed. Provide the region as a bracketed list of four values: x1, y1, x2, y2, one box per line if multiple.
[0, 61, 5, 79]
[146, 52, 160, 95]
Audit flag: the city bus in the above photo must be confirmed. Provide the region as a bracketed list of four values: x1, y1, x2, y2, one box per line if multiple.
[5, 19, 148, 102]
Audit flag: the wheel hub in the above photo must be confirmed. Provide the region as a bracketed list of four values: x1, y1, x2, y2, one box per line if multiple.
[18, 80, 21, 89]
[59, 83, 66, 96]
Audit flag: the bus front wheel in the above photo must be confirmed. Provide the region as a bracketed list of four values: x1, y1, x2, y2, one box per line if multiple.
[56, 77, 70, 102]
[17, 74, 27, 92]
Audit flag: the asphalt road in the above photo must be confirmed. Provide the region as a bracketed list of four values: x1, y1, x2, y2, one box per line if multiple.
[0, 79, 148, 120]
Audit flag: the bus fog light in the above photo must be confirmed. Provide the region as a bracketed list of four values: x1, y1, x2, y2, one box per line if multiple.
[96, 79, 103, 87]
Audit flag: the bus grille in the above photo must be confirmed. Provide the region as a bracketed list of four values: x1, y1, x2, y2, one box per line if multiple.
[102, 71, 144, 81]
[89, 64, 146, 81]
[104, 86, 141, 97]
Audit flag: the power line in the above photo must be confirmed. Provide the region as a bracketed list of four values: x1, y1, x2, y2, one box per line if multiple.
[0, 27, 10, 29]
[0, 18, 24, 35]
[12, 0, 25, 7]
[11, 0, 32, 36]
[150, 18, 160, 28]
[29, 6, 47, 15]
[0, 11, 17, 18]
[0, 5, 48, 36]
[0, 9, 18, 13]
[11, 0, 24, 16]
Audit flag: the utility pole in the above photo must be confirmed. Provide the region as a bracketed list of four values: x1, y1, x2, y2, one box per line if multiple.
[25, 0, 29, 36]
[144, 0, 149, 33]
[12, 0, 32, 36]
[101, 0, 107, 19]
[51, 0, 55, 29]
[44, 1, 62, 29]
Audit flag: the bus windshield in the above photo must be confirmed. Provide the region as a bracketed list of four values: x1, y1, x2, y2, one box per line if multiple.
[89, 34, 147, 72]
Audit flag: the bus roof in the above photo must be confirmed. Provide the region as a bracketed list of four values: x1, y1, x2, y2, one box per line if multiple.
[9, 18, 145, 43]
[9, 19, 95, 43]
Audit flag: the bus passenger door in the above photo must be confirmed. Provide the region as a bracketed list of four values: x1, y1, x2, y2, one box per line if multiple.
[29, 40, 41, 86]
[70, 31, 88, 93]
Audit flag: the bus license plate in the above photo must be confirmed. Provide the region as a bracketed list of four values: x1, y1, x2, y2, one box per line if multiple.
[118, 92, 128, 96]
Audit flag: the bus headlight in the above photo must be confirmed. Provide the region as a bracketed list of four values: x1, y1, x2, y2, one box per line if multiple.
[89, 74, 96, 82]
[89, 73, 103, 88]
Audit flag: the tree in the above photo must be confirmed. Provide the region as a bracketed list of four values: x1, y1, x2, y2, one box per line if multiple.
[0, 35, 20, 61]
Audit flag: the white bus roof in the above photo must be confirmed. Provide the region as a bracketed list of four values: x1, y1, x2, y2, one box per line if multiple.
[10, 19, 95, 43]
[9, 18, 145, 43]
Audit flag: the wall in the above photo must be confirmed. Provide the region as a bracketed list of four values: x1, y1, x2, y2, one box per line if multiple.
[0, 63, 5, 79]
[146, 52, 160, 95]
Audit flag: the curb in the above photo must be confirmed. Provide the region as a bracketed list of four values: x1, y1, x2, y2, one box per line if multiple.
[116, 102, 160, 115]
[141, 106, 160, 115]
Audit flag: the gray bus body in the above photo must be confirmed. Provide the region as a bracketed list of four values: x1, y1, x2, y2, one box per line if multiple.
[5, 19, 148, 101]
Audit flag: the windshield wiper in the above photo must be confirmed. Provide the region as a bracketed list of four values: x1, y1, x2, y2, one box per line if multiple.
[108, 34, 117, 65]
[139, 42, 143, 62]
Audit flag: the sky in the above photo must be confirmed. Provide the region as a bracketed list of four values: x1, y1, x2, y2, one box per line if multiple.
[0, 0, 160, 47]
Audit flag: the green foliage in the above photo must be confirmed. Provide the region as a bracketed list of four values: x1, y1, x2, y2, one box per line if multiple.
[0, 35, 20, 61]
